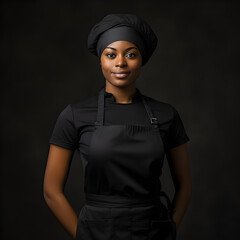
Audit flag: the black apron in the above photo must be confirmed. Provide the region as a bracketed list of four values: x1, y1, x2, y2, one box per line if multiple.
[76, 87, 176, 240]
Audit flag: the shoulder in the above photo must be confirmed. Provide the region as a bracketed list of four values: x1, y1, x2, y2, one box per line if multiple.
[141, 94, 190, 149]
[142, 94, 177, 120]
[62, 90, 100, 125]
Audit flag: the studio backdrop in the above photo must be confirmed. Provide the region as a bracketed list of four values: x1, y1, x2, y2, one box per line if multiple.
[1, 1, 240, 239]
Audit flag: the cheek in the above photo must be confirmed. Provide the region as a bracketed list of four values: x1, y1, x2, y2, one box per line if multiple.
[101, 59, 112, 72]
[100, 62, 112, 78]
[131, 63, 142, 75]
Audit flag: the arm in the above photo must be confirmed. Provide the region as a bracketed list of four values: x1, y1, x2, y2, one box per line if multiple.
[166, 143, 192, 229]
[43, 144, 78, 239]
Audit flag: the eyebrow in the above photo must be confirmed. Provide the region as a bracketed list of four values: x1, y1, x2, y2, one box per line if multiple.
[105, 47, 137, 51]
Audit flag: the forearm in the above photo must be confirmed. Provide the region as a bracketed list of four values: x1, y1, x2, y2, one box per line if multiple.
[44, 192, 78, 239]
[171, 184, 192, 229]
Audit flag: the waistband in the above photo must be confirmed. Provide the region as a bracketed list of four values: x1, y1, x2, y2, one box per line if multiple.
[85, 192, 172, 209]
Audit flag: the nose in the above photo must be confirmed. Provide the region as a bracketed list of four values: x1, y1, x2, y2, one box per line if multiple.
[115, 54, 127, 67]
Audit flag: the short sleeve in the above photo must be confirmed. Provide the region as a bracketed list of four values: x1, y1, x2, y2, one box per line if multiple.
[49, 104, 78, 150]
[166, 106, 190, 149]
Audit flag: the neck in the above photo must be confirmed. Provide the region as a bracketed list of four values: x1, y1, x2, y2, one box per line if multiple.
[105, 82, 136, 104]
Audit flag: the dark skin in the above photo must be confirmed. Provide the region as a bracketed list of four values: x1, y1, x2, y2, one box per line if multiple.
[43, 40, 192, 239]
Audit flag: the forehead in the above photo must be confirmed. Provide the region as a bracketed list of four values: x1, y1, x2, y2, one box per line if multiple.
[106, 40, 138, 49]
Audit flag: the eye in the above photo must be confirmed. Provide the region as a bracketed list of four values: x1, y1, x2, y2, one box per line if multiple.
[126, 52, 136, 58]
[105, 53, 116, 58]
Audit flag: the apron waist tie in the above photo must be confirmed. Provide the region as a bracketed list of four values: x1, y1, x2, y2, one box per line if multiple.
[85, 192, 170, 208]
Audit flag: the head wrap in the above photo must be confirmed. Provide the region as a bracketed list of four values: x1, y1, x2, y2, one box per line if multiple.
[96, 26, 145, 63]
[87, 13, 158, 66]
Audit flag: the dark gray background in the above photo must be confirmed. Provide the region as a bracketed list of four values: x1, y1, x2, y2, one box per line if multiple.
[1, 0, 240, 239]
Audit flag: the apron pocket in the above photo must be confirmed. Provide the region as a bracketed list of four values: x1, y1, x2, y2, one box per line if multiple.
[113, 218, 131, 240]
[149, 219, 175, 240]
[131, 219, 149, 240]
[80, 219, 114, 240]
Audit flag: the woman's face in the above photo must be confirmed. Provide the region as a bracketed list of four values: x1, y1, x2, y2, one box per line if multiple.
[100, 41, 142, 88]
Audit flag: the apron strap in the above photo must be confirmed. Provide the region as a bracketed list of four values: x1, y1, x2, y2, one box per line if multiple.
[140, 95, 159, 128]
[95, 86, 159, 128]
[85, 192, 162, 208]
[85, 192, 173, 213]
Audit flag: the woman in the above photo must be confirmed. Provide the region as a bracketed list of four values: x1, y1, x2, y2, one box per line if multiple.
[43, 13, 192, 240]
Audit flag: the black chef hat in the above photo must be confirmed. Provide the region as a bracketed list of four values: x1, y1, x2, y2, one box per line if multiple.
[87, 13, 158, 66]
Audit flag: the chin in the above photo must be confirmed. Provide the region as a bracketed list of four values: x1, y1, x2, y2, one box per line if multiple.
[107, 79, 136, 88]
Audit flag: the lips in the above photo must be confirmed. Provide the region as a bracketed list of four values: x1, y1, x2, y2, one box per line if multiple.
[112, 72, 130, 78]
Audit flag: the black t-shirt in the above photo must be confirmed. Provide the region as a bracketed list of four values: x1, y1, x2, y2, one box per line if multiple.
[49, 87, 190, 156]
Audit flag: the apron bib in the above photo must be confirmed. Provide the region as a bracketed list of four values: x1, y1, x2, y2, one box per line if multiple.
[76, 86, 176, 240]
